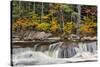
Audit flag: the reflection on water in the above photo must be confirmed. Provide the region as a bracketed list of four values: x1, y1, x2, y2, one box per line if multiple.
[12, 41, 97, 66]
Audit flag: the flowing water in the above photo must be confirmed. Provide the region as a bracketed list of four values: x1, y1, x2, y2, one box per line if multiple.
[12, 41, 97, 66]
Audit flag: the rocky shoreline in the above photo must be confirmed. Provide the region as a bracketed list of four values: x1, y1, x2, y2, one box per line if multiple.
[12, 31, 97, 42]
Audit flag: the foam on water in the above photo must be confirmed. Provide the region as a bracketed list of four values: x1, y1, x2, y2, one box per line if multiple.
[12, 41, 97, 66]
[12, 48, 97, 66]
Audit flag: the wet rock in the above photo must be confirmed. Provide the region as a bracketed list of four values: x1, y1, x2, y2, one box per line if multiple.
[81, 36, 97, 41]
[64, 34, 80, 41]
[68, 34, 80, 41]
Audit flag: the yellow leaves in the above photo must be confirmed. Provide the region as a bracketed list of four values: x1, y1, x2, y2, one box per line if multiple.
[63, 22, 75, 34]
[50, 20, 59, 32]
[41, 16, 49, 19]
[12, 16, 97, 36]
[36, 23, 50, 31]
[80, 16, 97, 35]
[80, 21, 96, 35]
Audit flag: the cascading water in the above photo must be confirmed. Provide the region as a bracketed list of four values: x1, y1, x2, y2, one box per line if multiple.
[48, 42, 63, 58]
[48, 41, 97, 58]
[87, 42, 97, 53]
[48, 42, 77, 58]
[74, 41, 97, 54]
[33, 43, 40, 51]
[58, 45, 77, 58]
[12, 41, 97, 65]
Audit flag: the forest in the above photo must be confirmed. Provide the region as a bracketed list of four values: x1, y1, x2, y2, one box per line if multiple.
[11, 1, 97, 41]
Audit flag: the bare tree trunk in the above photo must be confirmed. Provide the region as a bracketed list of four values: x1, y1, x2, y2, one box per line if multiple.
[18, 1, 21, 17]
[60, 4, 64, 33]
[60, 4, 66, 40]
[41, 2, 44, 22]
[34, 2, 35, 13]
[28, 2, 30, 12]
[77, 5, 81, 36]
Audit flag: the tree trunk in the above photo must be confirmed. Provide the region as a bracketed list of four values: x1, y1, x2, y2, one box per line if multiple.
[60, 4, 64, 33]
[41, 2, 44, 22]
[34, 2, 35, 13]
[77, 5, 81, 36]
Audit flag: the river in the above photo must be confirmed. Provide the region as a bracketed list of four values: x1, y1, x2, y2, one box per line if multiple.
[12, 41, 97, 66]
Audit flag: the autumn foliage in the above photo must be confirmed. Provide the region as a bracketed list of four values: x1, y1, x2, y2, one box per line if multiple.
[64, 22, 75, 34]
[12, 1, 97, 37]
[50, 19, 60, 32]
[80, 17, 97, 36]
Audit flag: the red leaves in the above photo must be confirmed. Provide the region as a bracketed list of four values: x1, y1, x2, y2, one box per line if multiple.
[82, 6, 97, 16]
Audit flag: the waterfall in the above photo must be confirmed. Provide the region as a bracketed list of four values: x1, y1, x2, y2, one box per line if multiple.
[12, 41, 97, 65]
[74, 42, 88, 53]
[75, 41, 97, 54]
[57, 44, 77, 58]
[87, 42, 97, 53]
[48, 42, 63, 58]
[48, 41, 97, 58]
[48, 42, 77, 58]
[33, 43, 40, 51]
[13, 41, 97, 59]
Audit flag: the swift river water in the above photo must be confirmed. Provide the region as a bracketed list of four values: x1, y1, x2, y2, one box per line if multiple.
[12, 41, 97, 66]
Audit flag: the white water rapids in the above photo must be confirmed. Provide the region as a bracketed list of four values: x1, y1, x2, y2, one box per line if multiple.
[12, 41, 97, 66]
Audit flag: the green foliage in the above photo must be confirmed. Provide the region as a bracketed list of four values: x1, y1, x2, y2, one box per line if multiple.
[61, 4, 73, 13]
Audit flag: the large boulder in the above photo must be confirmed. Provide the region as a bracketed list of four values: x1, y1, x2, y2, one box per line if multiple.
[24, 31, 52, 41]
[12, 31, 52, 41]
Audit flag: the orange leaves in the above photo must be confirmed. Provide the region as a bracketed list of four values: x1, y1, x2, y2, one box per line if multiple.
[12, 18, 30, 31]
[80, 21, 96, 35]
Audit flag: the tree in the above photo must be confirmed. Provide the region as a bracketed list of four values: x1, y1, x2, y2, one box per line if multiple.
[50, 19, 60, 32]
[12, 1, 97, 37]
[63, 22, 75, 34]
[12, 18, 29, 31]
[36, 22, 50, 32]
[81, 5, 97, 22]
[80, 17, 97, 36]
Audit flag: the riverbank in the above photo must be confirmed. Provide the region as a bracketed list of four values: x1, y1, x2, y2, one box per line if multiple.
[12, 31, 97, 41]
